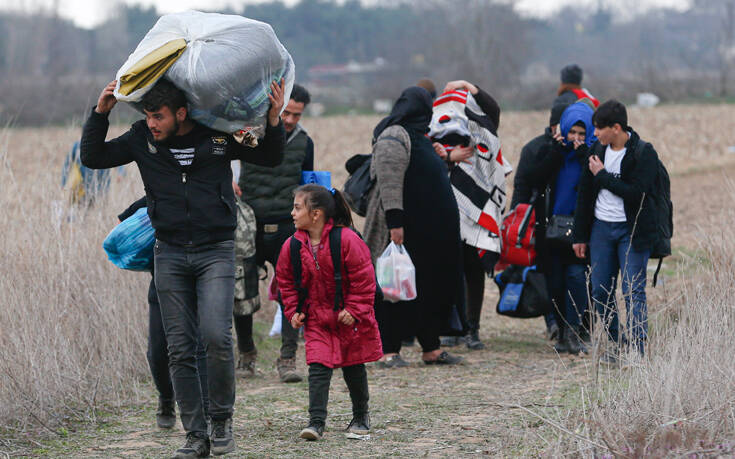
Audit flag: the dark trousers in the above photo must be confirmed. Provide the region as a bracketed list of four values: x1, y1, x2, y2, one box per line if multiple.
[375, 299, 441, 354]
[544, 254, 589, 337]
[462, 243, 486, 332]
[154, 239, 236, 437]
[256, 220, 298, 359]
[147, 274, 208, 410]
[233, 314, 255, 353]
[308, 363, 369, 425]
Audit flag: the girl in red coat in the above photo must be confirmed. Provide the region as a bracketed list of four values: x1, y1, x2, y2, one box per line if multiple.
[276, 184, 383, 440]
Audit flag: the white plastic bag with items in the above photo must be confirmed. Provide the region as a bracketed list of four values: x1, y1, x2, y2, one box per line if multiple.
[376, 242, 417, 303]
[114, 10, 294, 139]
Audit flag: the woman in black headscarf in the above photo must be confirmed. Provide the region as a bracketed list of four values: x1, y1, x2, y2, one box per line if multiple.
[363, 86, 463, 366]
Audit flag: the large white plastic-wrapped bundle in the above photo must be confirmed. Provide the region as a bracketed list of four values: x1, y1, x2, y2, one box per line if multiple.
[114, 10, 294, 138]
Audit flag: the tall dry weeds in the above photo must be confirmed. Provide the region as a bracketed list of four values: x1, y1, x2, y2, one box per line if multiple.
[543, 184, 735, 457]
[0, 125, 151, 439]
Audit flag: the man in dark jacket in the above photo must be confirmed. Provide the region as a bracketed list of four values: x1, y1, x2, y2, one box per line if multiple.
[572, 100, 658, 361]
[81, 78, 285, 458]
[553, 64, 599, 108]
[235, 84, 314, 383]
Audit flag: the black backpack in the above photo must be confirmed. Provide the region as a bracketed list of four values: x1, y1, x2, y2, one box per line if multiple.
[342, 135, 406, 217]
[634, 141, 673, 287]
[342, 154, 373, 217]
[289, 226, 383, 315]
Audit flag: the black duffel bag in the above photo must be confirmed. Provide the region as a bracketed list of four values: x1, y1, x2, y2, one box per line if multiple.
[493, 265, 552, 318]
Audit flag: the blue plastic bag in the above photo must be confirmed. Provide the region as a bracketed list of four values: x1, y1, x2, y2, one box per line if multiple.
[103, 207, 155, 271]
[300, 171, 331, 188]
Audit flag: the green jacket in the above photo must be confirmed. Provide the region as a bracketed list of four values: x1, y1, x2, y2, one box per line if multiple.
[239, 125, 313, 223]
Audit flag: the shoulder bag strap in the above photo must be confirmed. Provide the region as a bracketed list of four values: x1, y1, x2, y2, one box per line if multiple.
[329, 227, 344, 311]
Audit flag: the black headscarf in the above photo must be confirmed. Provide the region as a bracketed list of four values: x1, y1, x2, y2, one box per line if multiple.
[372, 86, 433, 143]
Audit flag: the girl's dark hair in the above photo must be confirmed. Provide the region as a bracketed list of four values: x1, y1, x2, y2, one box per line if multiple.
[295, 184, 353, 228]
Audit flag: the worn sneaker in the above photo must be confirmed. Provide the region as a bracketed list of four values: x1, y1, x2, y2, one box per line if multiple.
[465, 330, 485, 350]
[566, 328, 588, 355]
[299, 421, 325, 441]
[210, 418, 235, 456]
[440, 336, 460, 347]
[346, 414, 370, 435]
[157, 399, 176, 429]
[172, 433, 210, 459]
[277, 357, 303, 383]
[423, 351, 463, 365]
[235, 349, 257, 379]
[379, 354, 409, 369]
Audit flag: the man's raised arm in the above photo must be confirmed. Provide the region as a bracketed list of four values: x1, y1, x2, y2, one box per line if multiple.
[80, 80, 135, 169]
[227, 79, 286, 167]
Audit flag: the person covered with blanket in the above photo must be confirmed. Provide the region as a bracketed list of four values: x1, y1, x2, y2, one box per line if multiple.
[428, 80, 512, 350]
[363, 86, 464, 367]
[276, 184, 382, 440]
[524, 101, 596, 354]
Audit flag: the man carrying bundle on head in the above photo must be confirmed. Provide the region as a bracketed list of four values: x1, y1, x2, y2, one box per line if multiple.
[81, 77, 285, 458]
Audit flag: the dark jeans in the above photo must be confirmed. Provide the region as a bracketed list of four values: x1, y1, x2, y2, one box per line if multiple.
[154, 239, 236, 437]
[462, 243, 486, 332]
[544, 254, 588, 336]
[589, 219, 650, 354]
[256, 220, 298, 359]
[147, 274, 208, 412]
[233, 314, 255, 353]
[375, 299, 440, 354]
[308, 363, 369, 425]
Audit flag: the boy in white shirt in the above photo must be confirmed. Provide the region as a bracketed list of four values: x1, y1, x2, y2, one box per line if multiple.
[572, 100, 660, 361]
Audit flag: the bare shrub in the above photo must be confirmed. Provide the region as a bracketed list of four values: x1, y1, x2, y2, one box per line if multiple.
[539, 182, 735, 457]
[0, 125, 150, 436]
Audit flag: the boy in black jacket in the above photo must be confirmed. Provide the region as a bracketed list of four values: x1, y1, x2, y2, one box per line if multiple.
[82, 78, 285, 458]
[572, 100, 659, 361]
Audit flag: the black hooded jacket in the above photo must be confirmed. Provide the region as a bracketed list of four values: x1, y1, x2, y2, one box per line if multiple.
[81, 109, 285, 246]
[572, 128, 659, 251]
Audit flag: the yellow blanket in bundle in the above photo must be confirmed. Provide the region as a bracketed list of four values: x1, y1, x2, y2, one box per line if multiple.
[118, 38, 188, 96]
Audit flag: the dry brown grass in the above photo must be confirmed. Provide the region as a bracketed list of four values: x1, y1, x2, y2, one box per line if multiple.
[1, 103, 735, 456]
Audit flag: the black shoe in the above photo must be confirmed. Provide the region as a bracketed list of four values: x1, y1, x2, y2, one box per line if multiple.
[379, 354, 409, 368]
[299, 421, 325, 440]
[547, 323, 560, 341]
[172, 433, 210, 458]
[210, 418, 235, 455]
[157, 399, 176, 429]
[579, 327, 592, 345]
[599, 349, 618, 365]
[553, 337, 569, 353]
[423, 351, 463, 365]
[465, 330, 485, 350]
[565, 328, 588, 355]
[346, 413, 370, 435]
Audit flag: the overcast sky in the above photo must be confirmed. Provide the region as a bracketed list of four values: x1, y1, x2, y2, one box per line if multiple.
[3, 0, 690, 29]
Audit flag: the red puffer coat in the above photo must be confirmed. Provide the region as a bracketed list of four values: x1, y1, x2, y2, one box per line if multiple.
[276, 221, 383, 368]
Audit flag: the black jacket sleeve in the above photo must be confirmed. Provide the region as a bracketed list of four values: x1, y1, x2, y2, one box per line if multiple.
[594, 142, 658, 203]
[118, 196, 147, 222]
[473, 86, 500, 133]
[80, 108, 136, 169]
[227, 120, 285, 166]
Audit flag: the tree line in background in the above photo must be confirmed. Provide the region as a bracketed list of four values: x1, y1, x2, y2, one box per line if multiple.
[0, 0, 733, 125]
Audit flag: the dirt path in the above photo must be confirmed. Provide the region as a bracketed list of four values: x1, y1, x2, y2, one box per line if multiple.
[27, 165, 728, 458]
